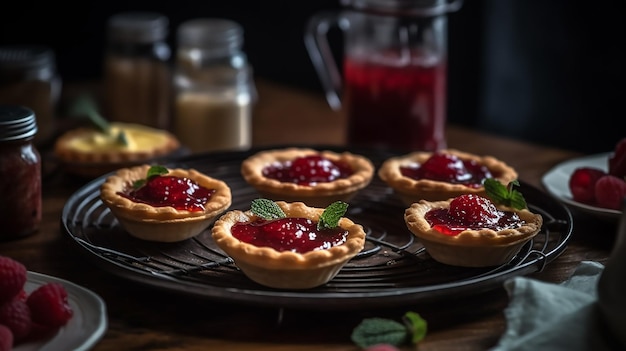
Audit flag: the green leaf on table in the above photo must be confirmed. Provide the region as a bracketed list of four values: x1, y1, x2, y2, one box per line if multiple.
[484, 178, 528, 209]
[351, 311, 428, 348]
[317, 201, 348, 230]
[251, 198, 287, 220]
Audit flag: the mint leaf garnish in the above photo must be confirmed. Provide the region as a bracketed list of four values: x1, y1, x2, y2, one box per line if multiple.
[317, 201, 348, 230]
[69, 94, 128, 146]
[351, 312, 427, 348]
[133, 165, 169, 189]
[251, 198, 286, 220]
[484, 178, 527, 209]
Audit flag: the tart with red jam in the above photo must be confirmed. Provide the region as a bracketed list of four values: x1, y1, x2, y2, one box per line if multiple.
[404, 179, 543, 267]
[378, 149, 518, 205]
[240, 147, 375, 207]
[211, 199, 366, 289]
[100, 164, 232, 242]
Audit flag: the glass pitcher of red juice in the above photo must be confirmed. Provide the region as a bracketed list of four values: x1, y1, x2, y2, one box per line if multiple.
[305, 0, 463, 152]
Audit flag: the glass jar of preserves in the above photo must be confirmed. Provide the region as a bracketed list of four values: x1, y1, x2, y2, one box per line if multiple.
[0, 105, 41, 240]
[173, 18, 257, 153]
[0, 46, 61, 147]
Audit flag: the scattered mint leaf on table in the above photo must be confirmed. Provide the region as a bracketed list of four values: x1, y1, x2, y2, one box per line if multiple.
[351, 311, 427, 348]
[484, 178, 527, 209]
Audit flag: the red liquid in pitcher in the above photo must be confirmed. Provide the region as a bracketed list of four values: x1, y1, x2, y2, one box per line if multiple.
[343, 56, 447, 151]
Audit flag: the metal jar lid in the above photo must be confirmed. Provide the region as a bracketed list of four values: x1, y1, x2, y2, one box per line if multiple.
[0, 105, 38, 141]
[107, 12, 169, 44]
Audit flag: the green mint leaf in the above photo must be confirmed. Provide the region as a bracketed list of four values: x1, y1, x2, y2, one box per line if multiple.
[403, 312, 428, 344]
[69, 94, 128, 146]
[250, 198, 286, 220]
[132, 165, 169, 189]
[484, 178, 527, 210]
[351, 317, 409, 349]
[317, 201, 348, 230]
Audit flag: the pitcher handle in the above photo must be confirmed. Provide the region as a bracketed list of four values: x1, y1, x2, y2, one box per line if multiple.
[304, 11, 344, 111]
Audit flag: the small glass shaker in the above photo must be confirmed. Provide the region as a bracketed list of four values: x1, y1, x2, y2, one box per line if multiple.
[0, 46, 61, 147]
[103, 12, 172, 129]
[173, 18, 257, 154]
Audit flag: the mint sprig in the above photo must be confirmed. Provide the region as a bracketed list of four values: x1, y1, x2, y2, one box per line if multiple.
[249, 199, 348, 230]
[132, 165, 169, 189]
[69, 94, 128, 146]
[250, 198, 287, 219]
[484, 178, 527, 209]
[317, 201, 348, 230]
[351, 311, 427, 348]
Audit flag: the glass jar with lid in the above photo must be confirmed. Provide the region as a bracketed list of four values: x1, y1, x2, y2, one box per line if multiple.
[0, 105, 41, 240]
[0, 46, 61, 147]
[173, 18, 257, 154]
[103, 12, 172, 129]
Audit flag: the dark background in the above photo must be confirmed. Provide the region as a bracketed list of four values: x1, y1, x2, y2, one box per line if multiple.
[1, 0, 624, 154]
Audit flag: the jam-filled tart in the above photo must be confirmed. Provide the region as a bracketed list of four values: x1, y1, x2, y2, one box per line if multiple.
[100, 164, 232, 242]
[378, 149, 518, 205]
[211, 200, 366, 289]
[240, 147, 375, 207]
[404, 181, 543, 267]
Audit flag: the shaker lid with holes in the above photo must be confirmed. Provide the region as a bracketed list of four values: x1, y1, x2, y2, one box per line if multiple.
[0, 105, 38, 141]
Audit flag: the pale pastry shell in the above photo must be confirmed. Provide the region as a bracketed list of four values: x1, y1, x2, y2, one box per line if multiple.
[404, 199, 543, 267]
[100, 164, 232, 242]
[211, 201, 366, 289]
[240, 148, 374, 208]
[378, 149, 518, 205]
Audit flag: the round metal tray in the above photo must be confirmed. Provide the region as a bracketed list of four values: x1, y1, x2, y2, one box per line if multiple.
[61, 146, 573, 310]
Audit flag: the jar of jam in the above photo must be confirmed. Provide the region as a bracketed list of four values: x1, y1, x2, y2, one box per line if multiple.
[0, 105, 42, 240]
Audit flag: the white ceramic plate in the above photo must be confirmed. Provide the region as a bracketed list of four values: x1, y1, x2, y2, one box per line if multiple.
[14, 272, 107, 351]
[542, 152, 621, 220]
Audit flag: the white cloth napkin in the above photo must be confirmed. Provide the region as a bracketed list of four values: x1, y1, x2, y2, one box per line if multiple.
[490, 261, 624, 351]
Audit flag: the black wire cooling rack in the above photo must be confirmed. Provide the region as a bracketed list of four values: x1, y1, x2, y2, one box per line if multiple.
[61, 146, 573, 310]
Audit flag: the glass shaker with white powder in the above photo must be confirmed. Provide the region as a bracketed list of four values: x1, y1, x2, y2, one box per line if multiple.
[173, 18, 256, 153]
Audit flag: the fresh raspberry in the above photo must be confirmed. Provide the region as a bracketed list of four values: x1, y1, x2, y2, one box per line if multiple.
[448, 194, 501, 225]
[0, 256, 27, 303]
[0, 298, 32, 341]
[26, 283, 73, 328]
[609, 138, 626, 178]
[595, 175, 626, 210]
[0, 324, 13, 351]
[418, 152, 469, 183]
[568, 167, 606, 204]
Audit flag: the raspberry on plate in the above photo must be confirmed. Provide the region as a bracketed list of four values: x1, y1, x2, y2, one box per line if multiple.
[0, 256, 27, 303]
[27, 282, 73, 329]
[595, 175, 626, 210]
[0, 324, 13, 351]
[0, 298, 32, 341]
[568, 167, 606, 205]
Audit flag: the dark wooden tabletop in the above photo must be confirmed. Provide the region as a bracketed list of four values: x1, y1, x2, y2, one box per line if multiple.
[0, 80, 618, 351]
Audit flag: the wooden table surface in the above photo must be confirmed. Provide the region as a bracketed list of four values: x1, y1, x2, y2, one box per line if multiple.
[0, 80, 619, 351]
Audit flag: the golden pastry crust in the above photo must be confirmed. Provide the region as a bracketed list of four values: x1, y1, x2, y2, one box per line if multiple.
[100, 164, 232, 242]
[211, 201, 366, 289]
[240, 148, 375, 207]
[54, 122, 181, 177]
[404, 199, 543, 267]
[378, 149, 518, 205]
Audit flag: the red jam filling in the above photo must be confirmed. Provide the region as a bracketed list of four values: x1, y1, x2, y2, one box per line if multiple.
[262, 155, 353, 186]
[425, 194, 523, 236]
[400, 152, 493, 188]
[231, 217, 349, 253]
[119, 175, 215, 212]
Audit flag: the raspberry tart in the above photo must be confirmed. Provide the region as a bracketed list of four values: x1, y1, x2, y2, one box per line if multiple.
[211, 199, 366, 289]
[378, 149, 518, 205]
[100, 164, 232, 242]
[404, 179, 543, 267]
[240, 147, 375, 207]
